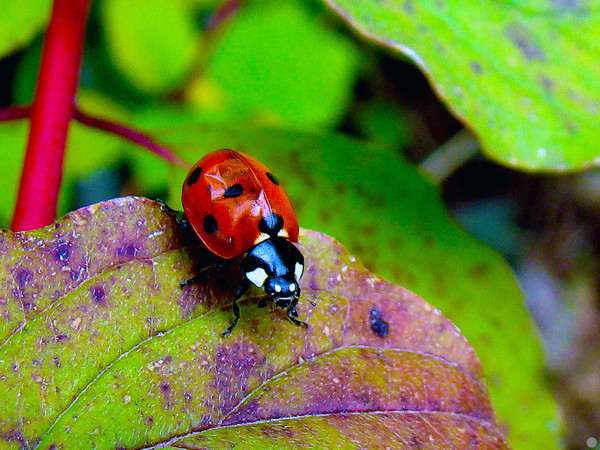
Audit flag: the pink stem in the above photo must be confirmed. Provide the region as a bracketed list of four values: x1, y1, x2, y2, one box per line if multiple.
[11, 0, 93, 231]
[72, 107, 189, 169]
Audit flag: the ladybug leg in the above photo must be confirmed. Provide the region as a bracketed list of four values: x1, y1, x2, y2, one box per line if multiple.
[180, 261, 225, 288]
[222, 278, 251, 336]
[175, 212, 191, 230]
[155, 199, 194, 233]
[286, 305, 308, 328]
[221, 298, 241, 337]
[286, 298, 308, 328]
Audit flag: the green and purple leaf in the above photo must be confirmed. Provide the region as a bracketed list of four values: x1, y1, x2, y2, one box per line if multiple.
[0, 197, 507, 449]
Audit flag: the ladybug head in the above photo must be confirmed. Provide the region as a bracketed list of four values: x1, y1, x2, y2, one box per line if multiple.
[242, 237, 304, 303]
[264, 276, 301, 303]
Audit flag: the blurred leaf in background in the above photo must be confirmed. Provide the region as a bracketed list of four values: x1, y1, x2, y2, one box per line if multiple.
[323, 0, 600, 171]
[193, 0, 362, 128]
[100, 0, 201, 95]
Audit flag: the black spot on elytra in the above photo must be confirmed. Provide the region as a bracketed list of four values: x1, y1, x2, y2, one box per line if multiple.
[369, 307, 389, 338]
[266, 172, 279, 186]
[203, 214, 218, 234]
[224, 183, 243, 198]
[258, 213, 283, 235]
[90, 286, 106, 305]
[186, 167, 203, 186]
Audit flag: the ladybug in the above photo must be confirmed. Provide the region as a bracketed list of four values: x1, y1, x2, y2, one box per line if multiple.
[181, 149, 306, 336]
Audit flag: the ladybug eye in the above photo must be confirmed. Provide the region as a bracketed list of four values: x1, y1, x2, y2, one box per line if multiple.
[266, 172, 279, 186]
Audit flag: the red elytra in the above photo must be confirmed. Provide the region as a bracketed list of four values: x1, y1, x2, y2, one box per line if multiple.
[181, 149, 299, 259]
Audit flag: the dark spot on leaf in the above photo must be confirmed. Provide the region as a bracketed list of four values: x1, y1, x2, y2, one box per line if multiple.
[410, 434, 421, 448]
[551, 0, 579, 9]
[15, 269, 32, 288]
[469, 263, 489, 279]
[224, 183, 243, 198]
[117, 243, 138, 258]
[471, 62, 482, 74]
[57, 334, 69, 341]
[369, 307, 389, 338]
[22, 300, 35, 311]
[0, 429, 28, 447]
[184, 392, 192, 401]
[145, 417, 154, 427]
[266, 172, 279, 185]
[90, 286, 106, 305]
[203, 214, 218, 234]
[213, 343, 263, 412]
[55, 241, 71, 262]
[540, 75, 553, 93]
[161, 382, 171, 392]
[258, 213, 283, 235]
[186, 167, 203, 186]
[506, 24, 545, 61]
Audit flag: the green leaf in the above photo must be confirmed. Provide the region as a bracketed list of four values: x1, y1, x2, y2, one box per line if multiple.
[0, 0, 50, 58]
[323, 0, 600, 171]
[100, 0, 200, 94]
[154, 124, 561, 449]
[201, 0, 361, 128]
[0, 197, 507, 448]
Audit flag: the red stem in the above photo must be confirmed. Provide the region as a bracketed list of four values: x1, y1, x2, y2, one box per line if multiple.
[11, 0, 93, 231]
[72, 108, 190, 169]
[0, 105, 30, 121]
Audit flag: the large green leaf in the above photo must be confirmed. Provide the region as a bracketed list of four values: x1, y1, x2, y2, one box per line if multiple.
[152, 124, 560, 449]
[200, 0, 361, 128]
[100, 0, 200, 94]
[0, 0, 50, 58]
[323, 0, 600, 171]
[0, 198, 507, 448]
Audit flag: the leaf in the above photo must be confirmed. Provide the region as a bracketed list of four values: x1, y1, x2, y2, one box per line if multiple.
[0, 0, 51, 58]
[100, 0, 200, 94]
[323, 0, 600, 171]
[150, 123, 560, 449]
[0, 197, 507, 448]
[199, 0, 361, 127]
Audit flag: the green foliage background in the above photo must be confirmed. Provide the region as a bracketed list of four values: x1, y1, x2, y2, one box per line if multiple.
[0, 0, 589, 447]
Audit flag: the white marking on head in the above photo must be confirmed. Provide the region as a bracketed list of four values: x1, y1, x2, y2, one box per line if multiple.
[253, 232, 270, 246]
[277, 229, 289, 238]
[246, 267, 268, 287]
[289, 283, 296, 292]
[274, 284, 282, 293]
[295, 262, 304, 281]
